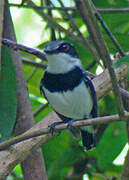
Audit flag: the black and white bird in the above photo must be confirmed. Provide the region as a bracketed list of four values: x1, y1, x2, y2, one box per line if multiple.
[40, 40, 97, 150]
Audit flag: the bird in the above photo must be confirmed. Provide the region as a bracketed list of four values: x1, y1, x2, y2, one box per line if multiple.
[40, 40, 97, 150]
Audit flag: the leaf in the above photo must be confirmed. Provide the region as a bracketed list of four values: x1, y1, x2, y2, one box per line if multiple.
[0, 45, 17, 141]
[43, 131, 72, 168]
[43, 132, 84, 180]
[88, 122, 127, 170]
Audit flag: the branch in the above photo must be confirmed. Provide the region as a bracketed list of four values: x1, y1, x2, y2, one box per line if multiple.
[33, 103, 48, 117]
[91, 172, 111, 180]
[26, 67, 37, 82]
[2, 38, 96, 70]
[94, 12, 125, 57]
[2, 38, 47, 61]
[0, 112, 53, 179]
[119, 88, 129, 99]
[97, 8, 129, 13]
[22, 57, 47, 68]
[8, 3, 129, 13]
[0, 112, 129, 151]
[93, 64, 128, 99]
[78, 0, 125, 120]
[9, 3, 76, 10]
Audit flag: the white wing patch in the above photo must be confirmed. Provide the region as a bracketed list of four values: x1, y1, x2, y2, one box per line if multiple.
[43, 81, 93, 119]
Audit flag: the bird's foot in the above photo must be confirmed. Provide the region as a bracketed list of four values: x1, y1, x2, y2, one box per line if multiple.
[49, 121, 65, 135]
[49, 119, 85, 135]
[67, 119, 78, 130]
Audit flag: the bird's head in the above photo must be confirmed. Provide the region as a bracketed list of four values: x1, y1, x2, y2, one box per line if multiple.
[44, 40, 82, 74]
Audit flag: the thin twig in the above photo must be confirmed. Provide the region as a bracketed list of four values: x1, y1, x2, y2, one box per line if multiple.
[26, 67, 37, 82]
[119, 88, 129, 99]
[0, 112, 129, 151]
[8, 3, 129, 13]
[33, 103, 48, 117]
[2, 38, 47, 61]
[9, 3, 76, 10]
[95, 12, 125, 57]
[46, 0, 56, 41]
[21, 57, 47, 68]
[97, 8, 129, 13]
[87, 61, 97, 70]
[91, 173, 111, 180]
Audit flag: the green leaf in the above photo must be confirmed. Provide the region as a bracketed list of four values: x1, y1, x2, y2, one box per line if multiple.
[0, 45, 17, 141]
[88, 122, 127, 170]
[43, 132, 84, 180]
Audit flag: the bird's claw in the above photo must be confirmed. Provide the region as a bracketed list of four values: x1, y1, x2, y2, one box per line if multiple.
[48, 121, 65, 135]
[49, 120, 78, 135]
[67, 120, 75, 130]
[49, 124, 55, 135]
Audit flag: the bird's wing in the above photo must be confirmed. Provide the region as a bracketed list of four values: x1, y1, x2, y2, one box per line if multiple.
[40, 80, 50, 102]
[83, 70, 98, 118]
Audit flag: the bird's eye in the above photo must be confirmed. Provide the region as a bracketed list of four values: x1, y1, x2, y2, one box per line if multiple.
[62, 44, 70, 51]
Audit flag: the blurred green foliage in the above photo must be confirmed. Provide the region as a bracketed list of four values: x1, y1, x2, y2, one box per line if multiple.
[5, 0, 129, 179]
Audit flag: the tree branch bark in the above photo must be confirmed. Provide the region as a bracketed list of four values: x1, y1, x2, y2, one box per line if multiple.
[0, 112, 129, 150]
[2, 38, 46, 60]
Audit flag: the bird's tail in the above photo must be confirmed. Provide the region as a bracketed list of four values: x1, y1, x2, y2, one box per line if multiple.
[81, 130, 96, 150]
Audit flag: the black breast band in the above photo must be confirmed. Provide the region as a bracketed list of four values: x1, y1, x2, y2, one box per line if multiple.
[41, 67, 83, 92]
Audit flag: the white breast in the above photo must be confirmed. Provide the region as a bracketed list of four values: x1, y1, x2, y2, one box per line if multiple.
[43, 81, 93, 119]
